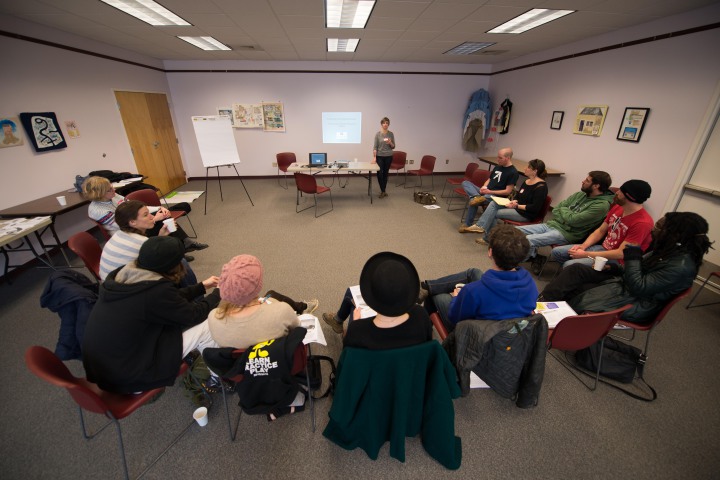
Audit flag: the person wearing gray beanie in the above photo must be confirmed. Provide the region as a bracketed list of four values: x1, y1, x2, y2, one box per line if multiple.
[82, 236, 221, 394]
[549, 179, 654, 269]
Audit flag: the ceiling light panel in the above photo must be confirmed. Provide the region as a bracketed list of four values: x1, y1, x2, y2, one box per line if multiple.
[327, 38, 360, 52]
[326, 0, 376, 28]
[177, 36, 231, 51]
[99, 0, 191, 26]
[488, 9, 574, 34]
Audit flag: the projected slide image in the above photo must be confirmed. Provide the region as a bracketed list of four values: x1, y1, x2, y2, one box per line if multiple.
[322, 112, 362, 144]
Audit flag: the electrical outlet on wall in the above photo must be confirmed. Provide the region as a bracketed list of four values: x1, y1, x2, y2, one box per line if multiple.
[272, 162, 277, 167]
[445, 159, 449, 164]
[410, 159, 414, 164]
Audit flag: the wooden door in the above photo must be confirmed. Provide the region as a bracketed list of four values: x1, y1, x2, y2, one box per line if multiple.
[114, 91, 186, 194]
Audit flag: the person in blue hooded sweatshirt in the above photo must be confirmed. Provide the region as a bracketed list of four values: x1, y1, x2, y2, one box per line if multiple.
[422, 224, 537, 333]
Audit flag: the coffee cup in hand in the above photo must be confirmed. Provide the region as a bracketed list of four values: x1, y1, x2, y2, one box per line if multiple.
[593, 256, 608, 271]
[163, 218, 177, 233]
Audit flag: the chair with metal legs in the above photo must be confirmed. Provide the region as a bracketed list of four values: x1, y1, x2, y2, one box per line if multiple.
[686, 271, 720, 309]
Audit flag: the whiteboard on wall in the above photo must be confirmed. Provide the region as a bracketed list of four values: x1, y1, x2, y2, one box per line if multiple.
[191, 116, 241, 168]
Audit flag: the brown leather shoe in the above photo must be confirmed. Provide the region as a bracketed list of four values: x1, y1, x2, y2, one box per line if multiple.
[469, 196, 486, 207]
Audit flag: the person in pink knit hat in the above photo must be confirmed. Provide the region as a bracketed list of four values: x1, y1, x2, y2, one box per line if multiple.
[207, 255, 318, 349]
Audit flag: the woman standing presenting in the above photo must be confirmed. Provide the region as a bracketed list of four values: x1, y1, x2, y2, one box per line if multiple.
[372, 117, 395, 198]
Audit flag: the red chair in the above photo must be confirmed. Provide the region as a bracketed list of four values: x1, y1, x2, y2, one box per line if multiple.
[502, 195, 552, 227]
[686, 271, 720, 309]
[448, 168, 490, 217]
[67, 231, 102, 281]
[126, 188, 197, 238]
[405, 155, 436, 190]
[24, 346, 196, 480]
[547, 305, 632, 391]
[429, 312, 449, 341]
[294, 173, 333, 217]
[205, 343, 315, 441]
[389, 151, 407, 186]
[441, 162, 479, 198]
[612, 288, 692, 370]
[276, 152, 296, 189]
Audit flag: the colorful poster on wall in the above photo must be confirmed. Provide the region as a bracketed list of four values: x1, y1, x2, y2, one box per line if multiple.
[573, 105, 608, 136]
[232, 103, 264, 128]
[262, 102, 285, 132]
[0, 116, 24, 148]
[19, 112, 67, 151]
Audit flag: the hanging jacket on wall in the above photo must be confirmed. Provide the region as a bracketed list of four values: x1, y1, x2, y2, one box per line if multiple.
[40, 270, 98, 360]
[462, 89, 492, 152]
[494, 98, 513, 134]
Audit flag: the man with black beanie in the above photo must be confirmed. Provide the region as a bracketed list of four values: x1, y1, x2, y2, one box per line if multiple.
[549, 179, 654, 269]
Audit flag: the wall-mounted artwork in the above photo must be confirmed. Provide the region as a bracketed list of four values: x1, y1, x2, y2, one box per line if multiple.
[217, 107, 233, 126]
[0, 116, 24, 148]
[262, 102, 285, 132]
[64, 120, 80, 138]
[232, 103, 264, 128]
[617, 107, 650, 143]
[19, 112, 67, 152]
[550, 111, 564, 130]
[573, 105, 608, 136]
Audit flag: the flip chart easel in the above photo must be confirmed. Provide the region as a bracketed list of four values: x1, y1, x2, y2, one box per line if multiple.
[191, 115, 254, 214]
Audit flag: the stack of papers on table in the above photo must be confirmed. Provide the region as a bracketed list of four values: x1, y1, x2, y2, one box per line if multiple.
[535, 301, 578, 328]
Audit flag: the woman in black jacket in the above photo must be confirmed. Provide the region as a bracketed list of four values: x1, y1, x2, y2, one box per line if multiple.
[540, 212, 712, 323]
[83, 236, 220, 393]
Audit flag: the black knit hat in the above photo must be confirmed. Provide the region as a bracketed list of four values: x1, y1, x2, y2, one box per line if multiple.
[137, 236, 185, 274]
[620, 179, 651, 204]
[359, 252, 420, 317]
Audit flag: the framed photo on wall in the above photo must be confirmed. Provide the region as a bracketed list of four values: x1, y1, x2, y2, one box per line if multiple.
[617, 107, 650, 142]
[573, 105, 608, 136]
[550, 111, 564, 130]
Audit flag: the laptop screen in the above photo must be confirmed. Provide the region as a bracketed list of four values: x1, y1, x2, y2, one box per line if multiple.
[309, 153, 327, 166]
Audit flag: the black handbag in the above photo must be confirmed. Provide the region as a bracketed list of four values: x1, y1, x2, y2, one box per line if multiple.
[413, 191, 437, 205]
[575, 337, 642, 384]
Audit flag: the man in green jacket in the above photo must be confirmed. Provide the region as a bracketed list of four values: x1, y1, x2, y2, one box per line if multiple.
[516, 171, 614, 274]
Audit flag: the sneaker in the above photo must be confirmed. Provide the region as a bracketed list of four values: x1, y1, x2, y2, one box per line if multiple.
[185, 242, 209, 252]
[469, 196, 486, 207]
[475, 237, 488, 246]
[530, 254, 547, 275]
[417, 287, 429, 304]
[303, 299, 319, 314]
[461, 224, 485, 234]
[322, 312, 344, 334]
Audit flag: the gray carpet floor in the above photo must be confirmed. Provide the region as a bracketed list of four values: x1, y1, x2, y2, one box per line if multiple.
[2, 175, 719, 480]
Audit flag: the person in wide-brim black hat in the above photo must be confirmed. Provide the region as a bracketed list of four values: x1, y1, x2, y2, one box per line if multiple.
[324, 251, 432, 350]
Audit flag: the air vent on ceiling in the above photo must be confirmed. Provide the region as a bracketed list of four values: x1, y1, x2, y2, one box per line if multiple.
[235, 45, 264, 51]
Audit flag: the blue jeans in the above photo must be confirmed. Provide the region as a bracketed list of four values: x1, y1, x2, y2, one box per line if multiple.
[515, 224, 568, 260]
[335, 287, 355, 322]
[461, 180, 492, 226]
[425, 268, 483, 332]
[476, 200, 528, 240]
[550, 244, 614, 268]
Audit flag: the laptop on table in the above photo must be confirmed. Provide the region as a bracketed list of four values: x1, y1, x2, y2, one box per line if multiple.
[307, 152, 327, 168]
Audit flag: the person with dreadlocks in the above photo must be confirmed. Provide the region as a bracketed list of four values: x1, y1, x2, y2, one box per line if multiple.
[539, 212, 712, 323]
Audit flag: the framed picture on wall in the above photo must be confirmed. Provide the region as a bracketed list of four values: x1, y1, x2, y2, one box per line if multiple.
[573, 105, 608, 136]
[550, 111, 564, 130]
[617, 107, 650, 142]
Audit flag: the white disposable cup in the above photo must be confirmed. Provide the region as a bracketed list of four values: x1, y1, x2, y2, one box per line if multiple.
[593, 256, 608, 271]
[193, 407, 208, 427]
[163, 218, 177, 233]
[455, 283, 465, 289]
[56, 196, 67, 206]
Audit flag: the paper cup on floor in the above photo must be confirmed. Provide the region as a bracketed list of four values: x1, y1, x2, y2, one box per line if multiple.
[593, 256, 608, 271]
[193, 406, 208, 426]
[56, 196, 67, 206]
[163, 218, 177, 233]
